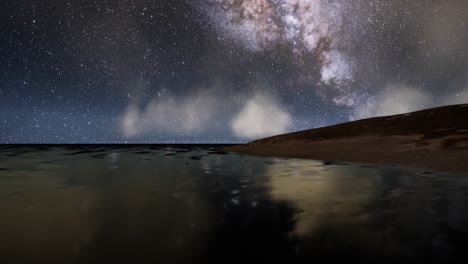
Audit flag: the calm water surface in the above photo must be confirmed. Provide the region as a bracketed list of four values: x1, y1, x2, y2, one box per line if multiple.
[0, 145, 468, 263]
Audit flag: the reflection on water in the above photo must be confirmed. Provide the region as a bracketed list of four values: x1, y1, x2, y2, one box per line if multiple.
[0, 145, 468, 263]
[267, 159, 376, 237]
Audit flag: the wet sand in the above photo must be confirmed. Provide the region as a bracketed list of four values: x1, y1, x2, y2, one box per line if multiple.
[226, 104, 468, 172]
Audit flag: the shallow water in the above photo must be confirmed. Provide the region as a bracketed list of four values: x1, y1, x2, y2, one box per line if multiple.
[0, 145, 468, 263]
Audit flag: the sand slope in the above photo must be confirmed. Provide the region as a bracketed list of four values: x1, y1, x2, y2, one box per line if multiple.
[226, 104, 468, 172]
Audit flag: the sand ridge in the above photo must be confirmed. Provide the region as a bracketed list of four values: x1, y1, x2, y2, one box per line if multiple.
[226, 104, 468, 172]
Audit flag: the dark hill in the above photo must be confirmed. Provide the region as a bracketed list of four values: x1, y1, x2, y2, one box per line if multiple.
[226, 104, 468, 172]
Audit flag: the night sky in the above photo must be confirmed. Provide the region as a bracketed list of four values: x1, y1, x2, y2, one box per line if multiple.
[1, 0, 468, 143]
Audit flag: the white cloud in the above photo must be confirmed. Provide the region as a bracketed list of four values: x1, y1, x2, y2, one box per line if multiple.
[352, 84, 431, 120]
[121, 92, 218, 138]
[352, 84, 468, 120]
[121, 104, 141, 137]
[442, 87, 468, 106]
[231, 94, 291, 140]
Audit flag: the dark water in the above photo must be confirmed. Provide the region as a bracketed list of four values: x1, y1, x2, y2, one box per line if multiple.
[1, 145, 468, 263]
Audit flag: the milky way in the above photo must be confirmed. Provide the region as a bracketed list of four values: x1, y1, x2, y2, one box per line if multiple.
[1, 0, 467, 143]
[203, 0, 353, 86]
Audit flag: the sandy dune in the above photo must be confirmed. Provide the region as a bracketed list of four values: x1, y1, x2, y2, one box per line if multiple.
[226, 104, 468, 172]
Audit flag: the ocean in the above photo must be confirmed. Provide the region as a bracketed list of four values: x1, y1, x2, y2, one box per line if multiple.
[0, 145, 467, 263]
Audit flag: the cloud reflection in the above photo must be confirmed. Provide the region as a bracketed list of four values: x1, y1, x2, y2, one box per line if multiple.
[265, 159, 376, 237]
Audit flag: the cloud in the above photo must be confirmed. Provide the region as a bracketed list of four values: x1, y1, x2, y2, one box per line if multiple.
[352, 84, 431, 120]
[122, 91, 292, 141]
[121, 92, 218, 138]
[441, 87, 468, 106]
[231, 94, 291, 140]
[121, 104, 141, 137]
[352, 84, 468, 120]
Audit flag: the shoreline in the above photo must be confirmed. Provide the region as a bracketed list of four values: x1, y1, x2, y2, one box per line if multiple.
[225, 142, 468, 173]
[225, 104, 468, 173]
